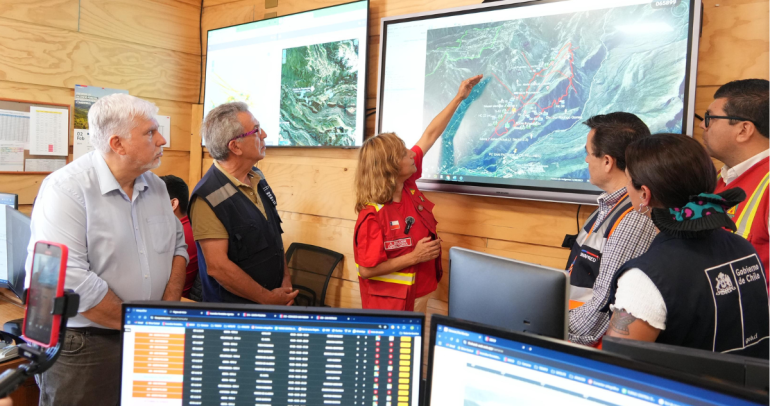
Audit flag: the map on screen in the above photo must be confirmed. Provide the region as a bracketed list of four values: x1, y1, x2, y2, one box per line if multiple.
[380, 0, 696, 196]
[279, 39, 361, 146]
[204, 1, 368, 147]
[422, 1, 690, 182]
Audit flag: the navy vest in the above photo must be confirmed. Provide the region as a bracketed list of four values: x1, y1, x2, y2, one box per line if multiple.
[606, 230, 769, 358]
[189, 164, 284, 304]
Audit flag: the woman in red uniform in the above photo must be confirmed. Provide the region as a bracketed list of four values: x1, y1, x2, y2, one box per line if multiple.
[353, 74, 483, 312]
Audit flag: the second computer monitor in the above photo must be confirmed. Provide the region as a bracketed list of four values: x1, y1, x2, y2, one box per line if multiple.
[602, 336, 770, 392]
[0, 206, 29, 299]
[120, 302, 424, 406]
[448, 247, 568, 339]
[426, 315, 767, 405]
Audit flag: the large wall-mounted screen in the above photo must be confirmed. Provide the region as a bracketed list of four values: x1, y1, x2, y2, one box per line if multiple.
[205, 0, 369, 147]
[377, 0, 701, 204]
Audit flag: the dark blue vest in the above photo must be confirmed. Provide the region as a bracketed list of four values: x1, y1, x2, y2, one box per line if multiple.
[606, 229, 769, 358]
[189, 164, 284, 304]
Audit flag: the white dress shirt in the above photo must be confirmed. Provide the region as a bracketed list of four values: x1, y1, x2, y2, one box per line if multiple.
[25, 152, 188, 328]
[721, 149, 770, 185]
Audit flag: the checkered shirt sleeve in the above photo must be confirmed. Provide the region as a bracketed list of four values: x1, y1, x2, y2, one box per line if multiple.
[568, 209, 657, 346]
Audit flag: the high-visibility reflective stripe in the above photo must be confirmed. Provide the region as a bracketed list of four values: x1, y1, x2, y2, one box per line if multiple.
[734, 173, 769, 238]
[607, 207, 633, 239]
[356, 269, 416, 285]
[207, 183, 238, 207]
[366, 203, 384, 212]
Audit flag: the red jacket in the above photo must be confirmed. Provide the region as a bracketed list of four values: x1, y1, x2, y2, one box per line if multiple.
[353, 146, 443, 311]
[715, 156, 769, 281]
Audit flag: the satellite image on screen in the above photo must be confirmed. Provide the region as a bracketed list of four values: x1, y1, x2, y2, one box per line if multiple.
[422, 1, 690, 182]
[279, 39, 360, 146]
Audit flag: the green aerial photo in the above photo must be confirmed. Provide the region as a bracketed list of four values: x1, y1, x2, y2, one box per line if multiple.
[279, 39, 360, 146]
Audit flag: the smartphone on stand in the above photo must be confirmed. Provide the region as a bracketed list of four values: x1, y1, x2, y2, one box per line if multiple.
[22, 241, 68, 348]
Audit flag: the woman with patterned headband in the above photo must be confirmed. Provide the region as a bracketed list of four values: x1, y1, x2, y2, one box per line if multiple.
[603, 133, 769, 358]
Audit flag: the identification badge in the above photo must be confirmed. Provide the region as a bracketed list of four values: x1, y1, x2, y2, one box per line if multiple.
[384, 238, 412, 251]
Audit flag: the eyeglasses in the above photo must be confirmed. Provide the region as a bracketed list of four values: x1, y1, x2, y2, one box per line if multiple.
[703, 112, 757, 128]
[229, 126, 260, 143]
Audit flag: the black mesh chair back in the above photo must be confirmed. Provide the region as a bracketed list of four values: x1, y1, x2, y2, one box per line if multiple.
[285, 243, 344, 307]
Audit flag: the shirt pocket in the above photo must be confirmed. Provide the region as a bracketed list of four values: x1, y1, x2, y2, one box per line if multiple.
[147, 215, 174, 254]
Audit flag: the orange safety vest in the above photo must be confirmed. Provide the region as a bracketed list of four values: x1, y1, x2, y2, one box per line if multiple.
[715, 156, 769, 280]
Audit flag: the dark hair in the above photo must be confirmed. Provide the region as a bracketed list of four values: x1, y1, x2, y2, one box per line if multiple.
[714, 79, 769, 138]
[160, 175, 190, 215]
[584, 112, 651, 171]
[626, 133, 716, 209]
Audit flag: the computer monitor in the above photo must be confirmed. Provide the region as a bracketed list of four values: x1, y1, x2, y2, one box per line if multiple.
[448, 247, 568, 339]
[602, 336, 770, 392]
[120, 302, 424, 405]
[426, 315, 767, 405]
[0, 206, 29, 299]
[0, 193, 17, 210]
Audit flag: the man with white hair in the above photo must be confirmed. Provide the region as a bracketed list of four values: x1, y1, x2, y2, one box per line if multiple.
[26, 94, 189, 405]
[189, 102, 298, 305]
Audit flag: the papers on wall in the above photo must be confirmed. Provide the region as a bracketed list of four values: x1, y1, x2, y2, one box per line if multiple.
[25, 158, 66, 172]
[0, 142, 24, 172]
[156, 115, 171, 149]
[0, 110, 30, 148]
[74, 85, 129, 130]
[73, 129, 95, 160]
[29, 106, 68, 156]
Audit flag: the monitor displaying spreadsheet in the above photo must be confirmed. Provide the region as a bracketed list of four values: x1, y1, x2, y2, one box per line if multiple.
[120, 302, 424, 406]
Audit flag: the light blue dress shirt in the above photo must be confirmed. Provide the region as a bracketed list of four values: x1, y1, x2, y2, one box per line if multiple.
[25, 151, 188, 328]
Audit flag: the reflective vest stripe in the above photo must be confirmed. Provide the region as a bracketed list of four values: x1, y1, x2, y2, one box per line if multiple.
[366, 203, 384, 212]
[583, 194, 629, 239]
[607, 207, 633, 239]
[355, 265, 416, 285]
[734, 173, 769, 238]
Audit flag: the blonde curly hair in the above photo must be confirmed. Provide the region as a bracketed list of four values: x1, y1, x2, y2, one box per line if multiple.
[355, 132, 407, 213]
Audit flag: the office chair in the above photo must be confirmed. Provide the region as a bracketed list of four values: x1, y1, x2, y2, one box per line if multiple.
[285, 243, 343, 307]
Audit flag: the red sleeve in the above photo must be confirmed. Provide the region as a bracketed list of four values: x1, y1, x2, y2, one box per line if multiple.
[406, 145, 424, 186]
[354, 212, 388, 268]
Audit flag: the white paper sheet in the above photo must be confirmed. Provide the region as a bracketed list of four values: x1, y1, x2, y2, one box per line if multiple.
[25, 158, 66, 172]
[73, 129, 95, 160]
[0, 142, 25, 172]
[156, 115, 171, 149]
[0, 110, 30, 147]
[29, 106, 68, 156]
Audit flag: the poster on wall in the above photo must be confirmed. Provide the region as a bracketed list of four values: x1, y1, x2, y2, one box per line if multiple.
[73, 85, 129, 160]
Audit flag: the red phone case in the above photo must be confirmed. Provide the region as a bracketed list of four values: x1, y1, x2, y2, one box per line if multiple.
[22, 241, 68, 348]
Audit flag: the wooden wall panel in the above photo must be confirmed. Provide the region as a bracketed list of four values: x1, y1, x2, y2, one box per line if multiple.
[0, 0, 200, 224]
[0, 17, 200, 103]
[202, 1, 255, 54]
[0, 175, 46, 205]
[151, 150, 192, 184]
[697, 0, 769, 86]
[79, 0, 202, 55]
[0, 0, 79, 31]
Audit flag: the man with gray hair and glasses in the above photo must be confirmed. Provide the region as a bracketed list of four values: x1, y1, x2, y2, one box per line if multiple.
[189, 102, 298, 305]
[26, 94, 189, 405]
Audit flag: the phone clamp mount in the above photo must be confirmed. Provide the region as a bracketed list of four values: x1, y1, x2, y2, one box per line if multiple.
[0, 289, 80, 398]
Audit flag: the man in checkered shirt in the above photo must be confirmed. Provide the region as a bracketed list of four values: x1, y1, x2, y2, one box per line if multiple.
[567, 113, 657, 346]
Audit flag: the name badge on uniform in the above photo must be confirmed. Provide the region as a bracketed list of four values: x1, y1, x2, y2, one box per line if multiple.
[384, 238, 412, 251]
